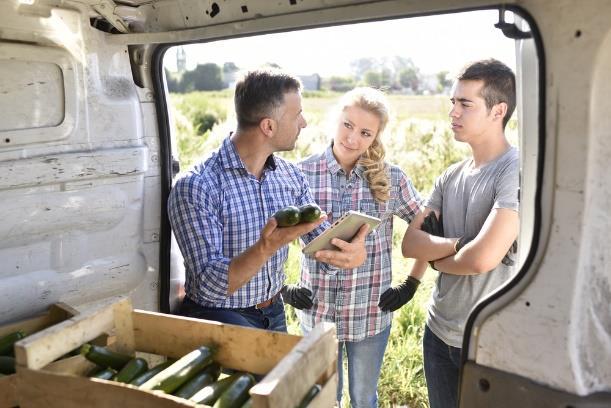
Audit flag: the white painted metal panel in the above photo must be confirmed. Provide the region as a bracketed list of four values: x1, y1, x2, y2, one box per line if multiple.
[0, 59, 64, 132]
[0, 43, 77, 146]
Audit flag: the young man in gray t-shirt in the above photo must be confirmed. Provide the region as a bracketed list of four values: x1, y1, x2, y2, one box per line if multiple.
[401, 59, 519, 408]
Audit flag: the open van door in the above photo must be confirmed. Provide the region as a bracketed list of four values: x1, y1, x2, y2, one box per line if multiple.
[0, 0, 161, 323]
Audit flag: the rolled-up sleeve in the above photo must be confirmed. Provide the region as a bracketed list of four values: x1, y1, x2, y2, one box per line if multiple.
[394, 170, 423, 223]
[168, 176, 230, 302]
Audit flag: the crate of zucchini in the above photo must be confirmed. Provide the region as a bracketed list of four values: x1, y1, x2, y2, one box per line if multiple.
[0, 303, 78, 408]
[14, 298, 337, 408]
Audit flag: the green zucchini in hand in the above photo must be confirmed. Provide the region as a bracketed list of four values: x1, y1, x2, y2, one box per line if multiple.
[140, 346, 216, 393]
[80, 344, 132, 370]
[298, 204, 322, 223]
[273, 206, 301, 227]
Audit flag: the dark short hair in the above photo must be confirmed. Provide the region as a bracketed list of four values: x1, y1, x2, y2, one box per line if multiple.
[234, 69, 302, 129]
[458, 59, 516, 129]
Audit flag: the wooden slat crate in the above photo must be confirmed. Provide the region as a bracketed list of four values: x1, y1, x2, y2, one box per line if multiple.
[0, 303, 78, 408]
[14, 297, 337, 408]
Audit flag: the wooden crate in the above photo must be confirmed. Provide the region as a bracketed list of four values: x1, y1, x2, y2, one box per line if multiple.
[0, 303, 78, 408]
[15, 297, 338, 408]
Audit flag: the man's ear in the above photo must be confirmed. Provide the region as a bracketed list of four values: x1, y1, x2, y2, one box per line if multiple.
[493, 102, 508, 123]
[259, 117, 276, 138]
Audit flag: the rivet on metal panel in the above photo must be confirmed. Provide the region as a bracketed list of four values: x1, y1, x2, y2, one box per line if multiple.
[151, 232, 159, 241]
[478, 378, 490, 392]
[145, 91, 154, 100]
[151, 154, 158, 163]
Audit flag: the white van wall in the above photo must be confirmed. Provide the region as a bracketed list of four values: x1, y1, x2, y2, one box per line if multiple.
[0, 2, 160, 323]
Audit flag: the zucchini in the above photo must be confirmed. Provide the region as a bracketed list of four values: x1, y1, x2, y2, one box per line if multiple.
[273, 206, 301, 227]
[174, 362, 221, 399]
[90, 367, 117, 380]
[113, 357, 148, 383]
[297, 384, 322, 408]
[213, 373, 256, 408]
[80, 344, 132, 370]
[0, 331, 25, 356]
[140, 346, 216, 393]
[298, 204, 322, 223]
[129, 360, 175, 386]
[0, 356, 16, 374]
[190, 373, 241, 405]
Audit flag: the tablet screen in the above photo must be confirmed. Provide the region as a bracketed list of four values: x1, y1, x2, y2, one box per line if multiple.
[302, 210, 381, 255]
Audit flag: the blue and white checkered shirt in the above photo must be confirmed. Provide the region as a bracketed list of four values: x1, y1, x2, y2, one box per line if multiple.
[168, 136, 325, 308]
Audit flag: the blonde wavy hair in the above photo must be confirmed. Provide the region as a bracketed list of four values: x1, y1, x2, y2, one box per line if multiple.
[337, 87, 391, 203]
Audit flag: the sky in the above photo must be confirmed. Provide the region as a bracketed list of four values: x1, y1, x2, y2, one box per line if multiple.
[164, 9, 522, 78]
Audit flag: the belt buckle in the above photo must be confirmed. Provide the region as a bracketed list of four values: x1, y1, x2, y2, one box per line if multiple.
[255, 294, 276, 309]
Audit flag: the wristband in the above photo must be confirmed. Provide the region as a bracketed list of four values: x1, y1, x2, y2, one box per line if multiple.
[454, 237, 463, 253]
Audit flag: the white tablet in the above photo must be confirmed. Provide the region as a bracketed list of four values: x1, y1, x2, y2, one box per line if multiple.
[302, 210, 381, 255]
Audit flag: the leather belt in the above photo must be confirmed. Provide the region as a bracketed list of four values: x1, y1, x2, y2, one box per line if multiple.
[255, 292, 280, 309]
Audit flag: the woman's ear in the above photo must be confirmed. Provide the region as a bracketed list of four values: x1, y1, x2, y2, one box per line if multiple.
[259, 117, 276, 138]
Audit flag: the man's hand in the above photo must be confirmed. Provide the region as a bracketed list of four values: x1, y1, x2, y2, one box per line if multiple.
[378, 276, 420, 312]
[258, 215, 326, 257]
[281, 285, 313, 310]
[313, 224, 370, 269]
[421, 212, 444, 237]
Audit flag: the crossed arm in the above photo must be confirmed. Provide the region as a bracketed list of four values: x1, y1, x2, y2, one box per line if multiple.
[402, 207, 519, 276]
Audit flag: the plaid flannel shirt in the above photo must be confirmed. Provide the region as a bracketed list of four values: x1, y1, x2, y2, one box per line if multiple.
[297, 145, 422, 341]
[168, 136, 325, 308]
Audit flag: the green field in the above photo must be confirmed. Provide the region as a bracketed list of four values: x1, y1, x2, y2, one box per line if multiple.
[168, 90, 516, 407]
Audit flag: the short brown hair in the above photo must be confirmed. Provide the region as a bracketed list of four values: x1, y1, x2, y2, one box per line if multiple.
[234, 69, 302, 129]
[458, 59, 516, 129]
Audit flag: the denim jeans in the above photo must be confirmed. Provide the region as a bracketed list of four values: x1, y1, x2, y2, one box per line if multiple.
[336, 326, 391, 408]
[178, 296, 287, 332]
[423, 325, 462, 408]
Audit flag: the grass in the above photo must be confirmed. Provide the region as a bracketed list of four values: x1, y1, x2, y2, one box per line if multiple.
[168, 90, 517, 407]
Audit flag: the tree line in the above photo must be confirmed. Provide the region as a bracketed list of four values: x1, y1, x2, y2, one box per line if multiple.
[166, 57, 453, 95]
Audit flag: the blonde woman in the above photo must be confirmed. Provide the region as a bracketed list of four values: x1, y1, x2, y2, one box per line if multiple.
[286, 88, 427, 407]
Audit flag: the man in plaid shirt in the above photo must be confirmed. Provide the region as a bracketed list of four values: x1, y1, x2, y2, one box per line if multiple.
[168, 70, 369, 332]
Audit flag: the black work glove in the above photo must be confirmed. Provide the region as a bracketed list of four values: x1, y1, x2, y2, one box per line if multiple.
[378, 276, 420, 312]
[501, 241, 518, 266]
[421, 212, 444, 237]
[421, 212, 444, 270]
[280, 285, 313, 310]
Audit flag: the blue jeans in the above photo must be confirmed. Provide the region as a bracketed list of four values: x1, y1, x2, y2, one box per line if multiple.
[336, 326, 391, 408]
[178, 296, 287, 332]
[423, 325, 462, 408]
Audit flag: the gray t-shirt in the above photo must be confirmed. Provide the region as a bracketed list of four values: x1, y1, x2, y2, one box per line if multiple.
[425, 146, 519, 348]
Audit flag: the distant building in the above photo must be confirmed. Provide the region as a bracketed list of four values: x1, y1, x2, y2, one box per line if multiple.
[298, 74, 321, 91]
[176, 47, 187, 72]
[223, 70, 240, 89]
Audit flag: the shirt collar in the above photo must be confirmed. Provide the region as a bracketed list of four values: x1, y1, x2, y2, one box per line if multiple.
[220, 135, 277, 171]
[324, 142, 365, 178]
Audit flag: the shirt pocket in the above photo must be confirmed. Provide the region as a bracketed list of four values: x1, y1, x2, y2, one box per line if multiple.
[358, 199, 389, 220]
